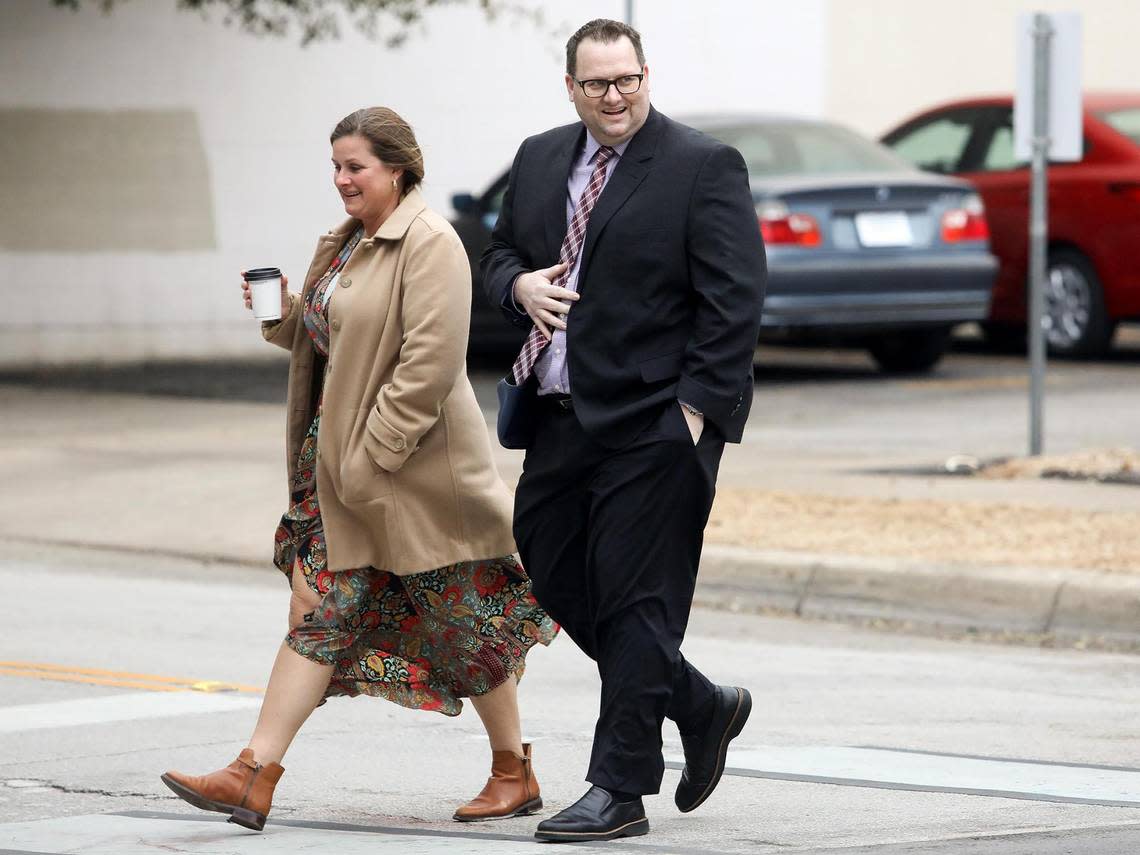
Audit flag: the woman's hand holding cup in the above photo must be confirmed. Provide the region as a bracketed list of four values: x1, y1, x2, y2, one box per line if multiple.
[242, 269, 289, 321]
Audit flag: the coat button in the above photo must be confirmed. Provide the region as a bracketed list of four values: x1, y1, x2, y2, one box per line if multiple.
[393, 438, 405, 450]
[331, 319, 341, 331]
[340, 277, 352, 288]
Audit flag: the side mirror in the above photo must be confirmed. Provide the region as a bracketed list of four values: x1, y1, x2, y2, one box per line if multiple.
[451, 192, 478, 215]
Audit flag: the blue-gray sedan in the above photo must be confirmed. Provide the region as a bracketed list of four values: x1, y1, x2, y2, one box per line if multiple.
[451, 114, 997, 373]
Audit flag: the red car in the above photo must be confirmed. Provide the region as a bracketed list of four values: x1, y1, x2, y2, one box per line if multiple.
[882, 93, 1140, 356]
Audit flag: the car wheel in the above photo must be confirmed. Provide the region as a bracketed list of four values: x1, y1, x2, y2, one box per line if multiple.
[1043, 249, 1114, 357]
[868, 328, 951, 374]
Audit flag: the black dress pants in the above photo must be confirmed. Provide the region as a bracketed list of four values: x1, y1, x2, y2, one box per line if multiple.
[513, 398, 723, 795]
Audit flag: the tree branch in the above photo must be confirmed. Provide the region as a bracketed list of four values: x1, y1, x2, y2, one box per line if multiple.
[51, 0, 540, 47]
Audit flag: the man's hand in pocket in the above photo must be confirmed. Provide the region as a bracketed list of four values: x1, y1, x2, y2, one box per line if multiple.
[679, 402, 704, 444]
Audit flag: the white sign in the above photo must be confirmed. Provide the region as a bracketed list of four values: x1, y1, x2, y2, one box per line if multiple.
[1014, 12, 1083, 163]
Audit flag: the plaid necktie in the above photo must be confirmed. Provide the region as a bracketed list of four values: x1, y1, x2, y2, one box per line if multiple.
[511, 145, 616, 385]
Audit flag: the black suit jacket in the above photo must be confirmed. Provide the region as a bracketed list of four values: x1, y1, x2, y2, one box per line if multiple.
[481, 107, 767, 448]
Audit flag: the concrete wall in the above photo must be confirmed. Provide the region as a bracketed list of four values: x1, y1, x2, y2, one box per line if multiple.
[826, 0, 1140, 138]
[11, 0, 1135, 367]
[0, 0, 825, 366]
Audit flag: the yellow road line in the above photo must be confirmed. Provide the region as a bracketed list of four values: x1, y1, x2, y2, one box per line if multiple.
[0, 668, 189, 692]
[0, 662, 263, 694]
[1, 665, 207, 688]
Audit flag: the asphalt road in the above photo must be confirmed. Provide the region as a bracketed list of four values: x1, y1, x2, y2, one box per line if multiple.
[2, 543, 1139, 853]
[3, 331, 1139, 852]
[6, 329, 1140, 478]
[5, 325, 1140, 409]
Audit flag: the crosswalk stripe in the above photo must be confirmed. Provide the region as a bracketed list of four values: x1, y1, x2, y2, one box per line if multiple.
[668, 745, 1140, 807]
[0, 692, 263, 733]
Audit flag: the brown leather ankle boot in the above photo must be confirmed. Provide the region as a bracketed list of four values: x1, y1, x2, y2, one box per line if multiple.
[161, 749, 284, 831]
[453, 742, 543, 822]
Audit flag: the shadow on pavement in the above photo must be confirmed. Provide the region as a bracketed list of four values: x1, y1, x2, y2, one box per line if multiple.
[0, 360, 290, 403]
[5, 325, 1137, 402]
[951, 323, 1140, 364]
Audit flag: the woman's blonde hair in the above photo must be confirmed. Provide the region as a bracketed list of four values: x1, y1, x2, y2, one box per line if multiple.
[330, 107, 424, 192]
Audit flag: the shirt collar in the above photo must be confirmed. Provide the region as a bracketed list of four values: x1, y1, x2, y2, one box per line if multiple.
[582, 131, 631, 164]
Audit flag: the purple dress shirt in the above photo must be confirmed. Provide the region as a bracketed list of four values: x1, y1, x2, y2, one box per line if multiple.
[534, 134, 629, 396]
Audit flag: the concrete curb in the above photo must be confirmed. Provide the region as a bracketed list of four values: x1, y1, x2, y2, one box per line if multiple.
[696, 544, 1140, 648]
[9, 535, 1139, 650]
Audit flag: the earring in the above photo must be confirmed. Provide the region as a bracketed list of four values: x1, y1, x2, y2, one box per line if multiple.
[392, 178, 398, 189]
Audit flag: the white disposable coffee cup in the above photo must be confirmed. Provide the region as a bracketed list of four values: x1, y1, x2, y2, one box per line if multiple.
[246, 267, 283, 321]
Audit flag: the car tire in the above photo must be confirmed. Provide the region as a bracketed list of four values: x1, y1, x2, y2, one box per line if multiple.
[1044, 249, 1114, 358]
[980, 321, 1027, 353]
[868, 328, 950, 374]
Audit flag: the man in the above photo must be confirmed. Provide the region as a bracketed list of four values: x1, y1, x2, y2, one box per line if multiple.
[482, 18, 766, 842]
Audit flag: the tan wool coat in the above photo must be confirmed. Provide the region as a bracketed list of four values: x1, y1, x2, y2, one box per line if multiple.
[262, 187, 517, 574]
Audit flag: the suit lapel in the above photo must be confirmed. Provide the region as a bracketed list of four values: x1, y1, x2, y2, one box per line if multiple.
[577, 108, 663, 289]
[543, 125, 585, 262]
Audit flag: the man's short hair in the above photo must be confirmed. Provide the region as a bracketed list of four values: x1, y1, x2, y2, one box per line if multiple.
[565, 18, 646, 77]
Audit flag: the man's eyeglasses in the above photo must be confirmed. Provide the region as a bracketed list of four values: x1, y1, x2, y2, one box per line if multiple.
[574, 74, 644, 99]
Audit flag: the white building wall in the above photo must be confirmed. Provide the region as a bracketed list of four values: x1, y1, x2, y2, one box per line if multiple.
[0, 0, 827, 367]
[7, 0, 1138, 368]
[825, 0, 1140, 138]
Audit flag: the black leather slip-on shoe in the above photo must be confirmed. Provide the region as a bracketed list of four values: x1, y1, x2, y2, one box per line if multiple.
[534, 785, 649, 842]
[675, 685, 752, 813]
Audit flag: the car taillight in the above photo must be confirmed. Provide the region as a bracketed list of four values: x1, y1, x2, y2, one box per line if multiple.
[757, 200, 822, 247]
[941, 193, 990, 242]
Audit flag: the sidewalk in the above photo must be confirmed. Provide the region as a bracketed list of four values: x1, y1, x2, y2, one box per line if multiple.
[5, 381, 1138, 649]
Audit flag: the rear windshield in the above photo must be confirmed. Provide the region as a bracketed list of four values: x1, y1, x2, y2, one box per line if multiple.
[703, 121, 912, 177]
[1099, 108, 1140, 146]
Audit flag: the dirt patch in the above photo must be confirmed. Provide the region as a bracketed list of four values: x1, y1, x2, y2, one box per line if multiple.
[979, 447, 1140, 483]
[707, 489, 1140, 574]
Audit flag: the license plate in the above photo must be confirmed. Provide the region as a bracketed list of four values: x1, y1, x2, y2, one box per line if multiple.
[854, 211, 913, 247]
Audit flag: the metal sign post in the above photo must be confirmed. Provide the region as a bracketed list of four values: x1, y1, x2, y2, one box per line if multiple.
[1027, 13, 1051, 456]
[1015, 12, 1081, 457]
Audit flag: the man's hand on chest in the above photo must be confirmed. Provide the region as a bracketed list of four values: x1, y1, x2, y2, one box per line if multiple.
[513, 262, 577, 340]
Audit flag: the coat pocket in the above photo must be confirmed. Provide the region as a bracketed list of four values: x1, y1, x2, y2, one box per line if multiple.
[638, 350, 684, 384]
[339, 435, 393, 503]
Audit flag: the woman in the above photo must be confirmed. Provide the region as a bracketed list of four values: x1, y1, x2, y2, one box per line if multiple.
[161, 107, 556, 831]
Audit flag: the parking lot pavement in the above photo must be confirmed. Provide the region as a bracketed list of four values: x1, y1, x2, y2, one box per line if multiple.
[3, 545, 1139, 853]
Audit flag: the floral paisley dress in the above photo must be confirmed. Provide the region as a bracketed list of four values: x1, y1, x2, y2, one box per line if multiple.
[273, 226, 557, 715]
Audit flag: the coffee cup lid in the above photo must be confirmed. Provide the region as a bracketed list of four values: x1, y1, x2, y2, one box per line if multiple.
[245, 267, 282, 281]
